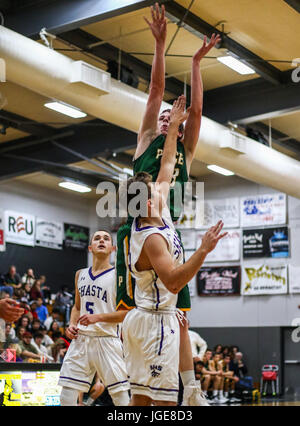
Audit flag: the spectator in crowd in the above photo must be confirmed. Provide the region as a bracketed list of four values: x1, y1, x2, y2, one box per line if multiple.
[3, 266, 22, 297]
[29, 280, 43, 301]
[40, 324, 54, 351]
[53, 286, 73, 324]
[16, 325, 27, 342]
[222, 346, 230, 357]
[220, 355, 241, 403]
[229, 345, 239, 358]
[21, 268, 35, 288]
[35, 297, 48, 324]
[21, 283, 31, 302]
[48, 321, 65, 339]
[51, 332, 69, 363]
[28, 318, 42, 335]
[3, 323, 16, 348]
[17, 314, 31, 331]
[39, 275, 51, 304]
[214, 344, 223, 355]
[19, 331, 42, 361]
[229, 352, 253, 392]
[0, 274, 14, 297]
[29, 301, 39, 320]
[31, 332, 54, 362]
[188, 322, 207, 361]
[44, 308, 62, 331]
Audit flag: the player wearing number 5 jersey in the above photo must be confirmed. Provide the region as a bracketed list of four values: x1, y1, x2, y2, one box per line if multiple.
[59, 230, 130, 406]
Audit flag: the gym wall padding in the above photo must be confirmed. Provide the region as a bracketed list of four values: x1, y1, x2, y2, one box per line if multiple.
[0, 243, 87, 293]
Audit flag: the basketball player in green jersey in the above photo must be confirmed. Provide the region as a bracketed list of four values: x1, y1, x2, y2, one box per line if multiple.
[116, 3, 221, 405]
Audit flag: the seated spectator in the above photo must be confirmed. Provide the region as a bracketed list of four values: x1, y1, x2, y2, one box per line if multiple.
[0, 273, 14, 298]
[19, 331, 42, 362]
[44, 308, 63, 331]
[35, 297, 48, 324]
[222, 346, 230, 357]
[29, 280, 43, 301]
[230, 352, 253, 392]
[31, 332, 54, 362]
[39, 324, 54, 350]
[3, 265, 22, 297]
[21, 283, 31, 302]
[204, 351, 226, 404]
[219, 355, 240, 403]
[39, 275, 51, 304]
[3, 323, 16, 349]
[53, 286, 73, 325]
[51, 335, 68, 363]
[48, 320, 64, 338]
[214, 344, 223, 355]
[21, 268, 35, 288]
[16, 314, 31, 331]
[188, 322, 207, 361]
[229, 345, 239, 358]
[15, 325, 27, 342]
[29, 301, 39, 320]
[28, 318, 42, 335]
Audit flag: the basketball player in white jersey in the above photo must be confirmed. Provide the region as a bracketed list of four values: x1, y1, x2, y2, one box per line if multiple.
[121, 99, 227, 405]
[58, 230, 130, 406]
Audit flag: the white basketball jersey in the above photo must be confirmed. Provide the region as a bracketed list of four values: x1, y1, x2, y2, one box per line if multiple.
[129, 209, 183, 312]
[77, 267, 119, 337]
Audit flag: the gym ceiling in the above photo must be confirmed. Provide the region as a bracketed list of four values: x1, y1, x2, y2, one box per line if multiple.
[0, 0, 300, 198]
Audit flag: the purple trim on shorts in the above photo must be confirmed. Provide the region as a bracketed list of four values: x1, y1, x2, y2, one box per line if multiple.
[130, 382, 178, 393]
[107, 380, 129, 389]
[89, 266, 115, 281]
[135, 218, 169, 232]
[59, 376, 91, 386]
[158, 317, 164, 356]
[154, 281, 160, 311]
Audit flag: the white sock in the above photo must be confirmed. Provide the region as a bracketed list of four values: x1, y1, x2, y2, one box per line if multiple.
[85, 396, 94, 406]
[203, 390, 208, 396]
[180, 370, 196, 387]
[224, 392, 229, 397]
[213, 390, 218, 397]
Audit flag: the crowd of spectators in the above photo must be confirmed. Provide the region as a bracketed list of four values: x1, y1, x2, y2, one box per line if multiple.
[0, 265, 73, 364]
[194, 343, 254, 404]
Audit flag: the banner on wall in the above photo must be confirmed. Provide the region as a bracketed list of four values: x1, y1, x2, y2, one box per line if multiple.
[241, 264, 288, 296]
[64, 223, 89, 250]
[243, 226, 289, 259]
[4, 210, 35, 247]
[196, 229, 240, 262]
[0, 209, 5, 252]
[35, 218, 63, 250]
[289, 265, 300, 294]
[240, 193, 286, 227]
[200, 198, 240, 229]
[197, 266, 241, 296]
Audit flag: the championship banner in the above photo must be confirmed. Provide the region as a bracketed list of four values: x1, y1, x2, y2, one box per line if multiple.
[4, 210, 35, 247]
[35, 218, 63, 250]
[241, 264, 288, 296]
[196, 229, 240, 262]
[243, 227, 289, 259]
[197, 266, 241, 296]
[199, 198, 240, 229]
[0, 209, 5, 252]
[241, 193, 286, 227]
[289, 265, 300, 294]
[64, 223, 89, 250]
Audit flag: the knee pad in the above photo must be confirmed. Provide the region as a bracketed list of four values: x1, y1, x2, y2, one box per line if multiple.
[60, 387, 79, 406]
[110, 390, 130, 406]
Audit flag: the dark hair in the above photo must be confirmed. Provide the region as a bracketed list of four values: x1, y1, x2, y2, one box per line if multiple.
[195, 361, 204, 368]
[89, 229, 114, 245]
[118, 171, 153, 217]
[52, 308, 60, 315]
[51, 331, 62, 340]
[160, 109, 185, 136]
[34, 332, 44, 340]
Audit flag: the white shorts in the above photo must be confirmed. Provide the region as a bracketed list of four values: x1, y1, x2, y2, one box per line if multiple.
[58, 333, 129, 394]
[122, 308, 180, 402]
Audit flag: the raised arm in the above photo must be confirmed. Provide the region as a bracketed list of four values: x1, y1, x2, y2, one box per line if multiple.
[144, 220, 227, 294]
[156, 95, 189, 202]
[184, 34, 221, 174]
[65, 269, 81, 340]
[135, 3, 167, 158]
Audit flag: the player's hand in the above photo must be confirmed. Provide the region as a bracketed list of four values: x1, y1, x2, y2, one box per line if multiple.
[78, 314, 100, 326]
[200, 220, 228, 254]
[66, 325, 79, 340]
[170, 95, 190, 126]
[193, 33, 221, 63]
[144, 3, 167, 44]
[0, 298, 24, 322]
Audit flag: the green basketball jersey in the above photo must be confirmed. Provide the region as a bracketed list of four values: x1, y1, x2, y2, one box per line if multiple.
[133, 134, 188, 221]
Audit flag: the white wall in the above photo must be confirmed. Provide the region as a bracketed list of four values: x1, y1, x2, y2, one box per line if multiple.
[188, 174, 300, 328]
[0, 180, 110, 267]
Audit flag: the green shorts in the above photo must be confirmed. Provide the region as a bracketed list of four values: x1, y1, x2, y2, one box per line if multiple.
[116, 220, 191, 311]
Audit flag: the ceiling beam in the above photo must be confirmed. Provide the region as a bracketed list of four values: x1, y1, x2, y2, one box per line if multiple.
[165, 1, 283, 85]
[203, 70, 299, 124]
[58, 29, 189, 100]
[4, 0, 171, 39]
[284, 0, 300, 13]
[0, 110, 59, 137]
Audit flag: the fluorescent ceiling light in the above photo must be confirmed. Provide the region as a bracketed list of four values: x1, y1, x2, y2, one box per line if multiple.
[207, 165, 235, 176]
[44, 102, 87, 118]
[217, 56, 255, 75]
[123, 168, 133, 176]
[58, 181, 91, 193]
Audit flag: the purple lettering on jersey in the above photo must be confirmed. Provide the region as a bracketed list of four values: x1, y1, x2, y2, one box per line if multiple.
[85, 285, 91, 296]
[102, 290, 107, 303]
[96, 286, 102, 298]
[91, 285, 96, 297]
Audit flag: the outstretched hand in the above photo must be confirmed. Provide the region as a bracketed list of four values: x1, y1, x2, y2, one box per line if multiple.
[200, 220, 228, 254]
[144, 3, 167, 44]
[193, 33, 222, 62]
[170, 95, 190, 125]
